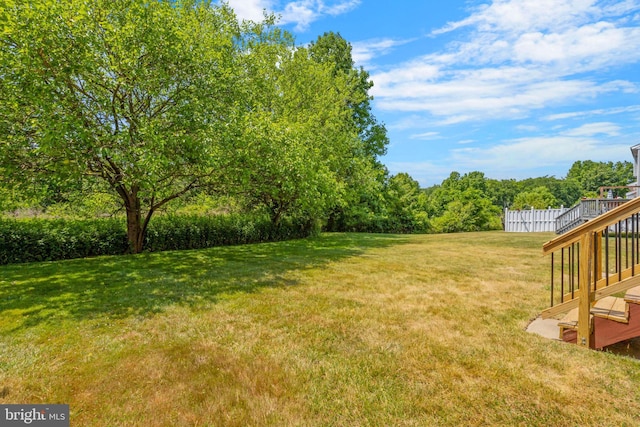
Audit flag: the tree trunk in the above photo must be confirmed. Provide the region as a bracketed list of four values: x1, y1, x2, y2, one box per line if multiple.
[270, 203, 283, 226]
[124, 186, 145, 254]
[115, 180, 196, 254]
[125, 207, 144, 253]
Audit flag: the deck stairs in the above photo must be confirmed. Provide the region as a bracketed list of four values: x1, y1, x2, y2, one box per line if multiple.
[543, 196, 640, 349]
[558, 288, 640, 349]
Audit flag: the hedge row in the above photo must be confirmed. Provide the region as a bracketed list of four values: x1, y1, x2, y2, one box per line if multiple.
[0, 214, 318, 265]
[0, 217, 128, 265]
[144, 214, 317, 252]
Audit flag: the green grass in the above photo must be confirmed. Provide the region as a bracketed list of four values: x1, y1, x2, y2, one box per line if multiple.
[2, 231, 640, 426]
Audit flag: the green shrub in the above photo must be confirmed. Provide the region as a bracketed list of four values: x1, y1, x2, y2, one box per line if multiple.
[0, 217, 128, 264]
[325, 211, 430, 234]
[144, 214, 318, 252]
[0, 214, 319, 265]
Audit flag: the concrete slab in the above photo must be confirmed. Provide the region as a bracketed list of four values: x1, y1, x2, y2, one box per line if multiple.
[526, 316, 561, 340]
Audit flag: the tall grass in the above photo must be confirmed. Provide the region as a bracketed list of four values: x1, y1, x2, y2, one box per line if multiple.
[1, 232, 639, 426]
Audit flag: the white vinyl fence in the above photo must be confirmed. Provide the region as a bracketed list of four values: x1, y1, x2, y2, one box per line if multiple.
[504, 207, 567, 232]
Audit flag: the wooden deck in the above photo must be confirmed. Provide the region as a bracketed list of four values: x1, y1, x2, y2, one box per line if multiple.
[554, 198, 630, 234]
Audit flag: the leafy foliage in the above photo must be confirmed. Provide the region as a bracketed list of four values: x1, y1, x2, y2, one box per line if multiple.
[232, 28, 357, 225]
[308, 32, 388, 159]
[515, 176, 581, 208]
[383, 173, 430, 233]
[0, 217, 128, 264]
[325, 172, 430, 233]
[431, 188, 502, 233]
[306, 32, 393, 230]
[511, 186, 558, 210]
[1, 0, 247, 252]
[0, 213, 317, 265]
[566, 160, 633, 197]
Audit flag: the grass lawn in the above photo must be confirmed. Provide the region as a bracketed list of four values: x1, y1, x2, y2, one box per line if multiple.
[1, 231, 640, 426]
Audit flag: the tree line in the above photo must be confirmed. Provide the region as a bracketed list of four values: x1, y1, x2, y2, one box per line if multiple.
[421, 159, 633, 233]
[0, 1, 634, 251]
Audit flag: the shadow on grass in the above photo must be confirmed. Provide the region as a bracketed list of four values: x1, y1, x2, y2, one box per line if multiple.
[0, 233, 411, 332]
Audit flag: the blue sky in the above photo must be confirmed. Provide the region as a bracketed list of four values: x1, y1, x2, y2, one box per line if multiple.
[225, 0, 640, 187]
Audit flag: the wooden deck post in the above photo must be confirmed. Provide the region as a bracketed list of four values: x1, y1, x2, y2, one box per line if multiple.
[595, 231, 602, 281]
[577, 232, 594, 347]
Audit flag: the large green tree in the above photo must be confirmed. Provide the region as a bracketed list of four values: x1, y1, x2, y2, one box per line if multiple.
[431, 188, 501, 233]
[511, 186, 558, 209]
[425, 171, 502, 232]
[1, 0, 243, 252]
[383, 173, 429, 232]
[307, 32, 391, 230]
[308, 32, 388, 159]
[229, 25, 361, 225]
[517, 176, 581, 207]
[426, 171, 489, 217]
[566, 160, 634, 197]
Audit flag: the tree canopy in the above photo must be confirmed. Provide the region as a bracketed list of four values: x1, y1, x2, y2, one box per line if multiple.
[309, 32, 388, 160]
[566, 160, 633, 197]
[1, 0, 250, 251]
[233, 30, 357, 224]
[511, 186, 558, 210]
[0, 2, 389, 250]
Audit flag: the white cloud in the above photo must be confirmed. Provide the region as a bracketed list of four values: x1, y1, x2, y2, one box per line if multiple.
[373, 70, 629, 123]
[224, 0, 360, 31]
[396, 118, 635, 185]
[225, 0, 273, 22]
[513, 22, 640, 69]
[409, 132, 440, 140]
[388, 131, 633, 185]
[371, 0, 640, 125]
[544, 105, 640, 121]
[447, 136, 630, 179]
[434, 0, 602, 36]
[562, 122, 621, 136]
[279, 1, 318, 31]
[351, 38, 413, 66]
[322, 0, 360, 16]
[371, 61, 441, 89]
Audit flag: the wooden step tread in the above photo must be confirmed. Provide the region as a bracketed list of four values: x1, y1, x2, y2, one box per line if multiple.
[625, 286, 640, 304]
[558, 307, 594, 340]
[590, 296, 629, 323]
[558, 307, 585, 330]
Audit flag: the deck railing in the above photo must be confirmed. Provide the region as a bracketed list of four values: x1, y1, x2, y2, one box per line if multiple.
[555, 198, 630, 234]
[543, 196, 640, 347]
